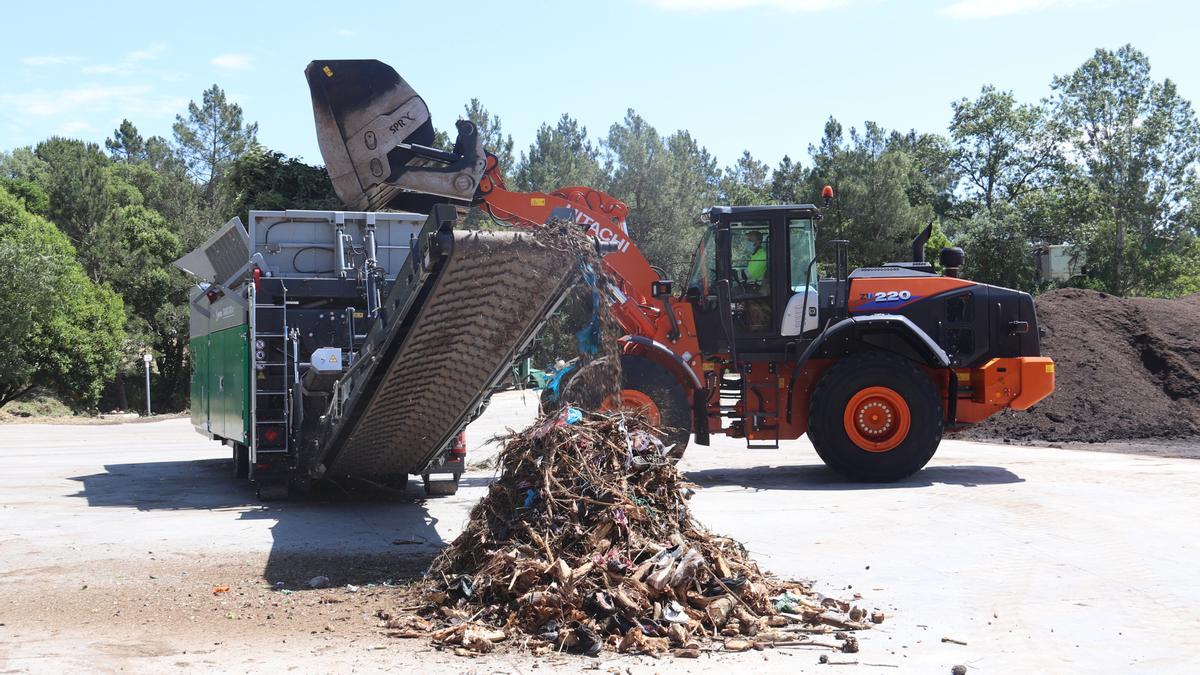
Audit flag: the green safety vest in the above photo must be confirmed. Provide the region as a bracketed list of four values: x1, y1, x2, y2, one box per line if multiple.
[747, 247, 767, 280]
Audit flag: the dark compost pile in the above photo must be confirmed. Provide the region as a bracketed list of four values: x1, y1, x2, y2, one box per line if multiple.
[964, 289, 1200, 443]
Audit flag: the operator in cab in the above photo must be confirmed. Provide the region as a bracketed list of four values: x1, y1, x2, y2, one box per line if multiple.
[746, 231, 767, 281]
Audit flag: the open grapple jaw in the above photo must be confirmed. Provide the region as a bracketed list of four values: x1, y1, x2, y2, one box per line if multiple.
[305, 59, 486, 212]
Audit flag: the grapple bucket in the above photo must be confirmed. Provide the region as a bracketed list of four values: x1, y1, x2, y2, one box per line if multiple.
[305, 60, 485, 211]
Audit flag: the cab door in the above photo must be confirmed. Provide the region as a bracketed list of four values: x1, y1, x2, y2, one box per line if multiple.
[684, 226, 725, 353]
[726, 216, 779, 339]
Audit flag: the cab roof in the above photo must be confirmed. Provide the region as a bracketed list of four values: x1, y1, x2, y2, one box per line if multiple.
[703, 204, 821, 220]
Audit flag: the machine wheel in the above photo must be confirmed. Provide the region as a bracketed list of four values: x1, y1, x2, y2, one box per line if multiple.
[232, 443, 249, 479]
[377, 474, 410, 493]
[565, 354, 692, 457]
[808, 351, 942, 482]
[423, 474, 460, 496]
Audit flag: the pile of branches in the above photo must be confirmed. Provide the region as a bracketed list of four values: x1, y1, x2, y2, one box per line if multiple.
[388, 409, 879, 658]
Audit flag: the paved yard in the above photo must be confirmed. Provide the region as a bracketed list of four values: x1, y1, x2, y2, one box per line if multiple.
[1, 392, 1196, 673]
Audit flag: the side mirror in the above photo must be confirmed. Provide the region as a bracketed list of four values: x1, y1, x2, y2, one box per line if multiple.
[685, 286, 702, 302]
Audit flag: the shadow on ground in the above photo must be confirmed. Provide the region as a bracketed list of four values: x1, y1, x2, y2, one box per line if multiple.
[67, 456, 445, 585]
[685, 463, 1023, 490]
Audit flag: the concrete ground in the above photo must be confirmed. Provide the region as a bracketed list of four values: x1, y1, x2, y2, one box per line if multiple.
[1, 391, 1198, 673]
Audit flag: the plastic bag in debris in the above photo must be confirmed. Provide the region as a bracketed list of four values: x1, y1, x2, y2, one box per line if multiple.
[545, 362, 576, 402]
[523, 488, 539, 508]
[773, 589, 808, 613]
[574, 262, 603, 357]
[447, 575, 475, 599]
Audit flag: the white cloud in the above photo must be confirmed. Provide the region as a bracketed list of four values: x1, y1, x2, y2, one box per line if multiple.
[21, 55, 83, 66]
[126, 43, 168, 62]
[211, 53, 252, 71]
[646, 0, 847, 11]
[0, 85, 183, 118]
[941, 0, 1094, 19]
[81, 64, 122, 75]
[57, 121, 94, 135]
[336, 28, 355, 37]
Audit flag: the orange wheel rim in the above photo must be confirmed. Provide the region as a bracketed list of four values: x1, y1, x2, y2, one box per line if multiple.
[601, 389, 662, 426]
[843, 386, 910, 453]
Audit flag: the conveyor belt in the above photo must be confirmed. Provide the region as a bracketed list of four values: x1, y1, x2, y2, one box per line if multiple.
[321, 227, 576, 478]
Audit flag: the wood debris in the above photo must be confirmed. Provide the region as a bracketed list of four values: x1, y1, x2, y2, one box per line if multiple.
[385, 409, 875, 657]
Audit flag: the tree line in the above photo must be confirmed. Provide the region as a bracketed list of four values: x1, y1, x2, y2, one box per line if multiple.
[1, 44, 1196, 412]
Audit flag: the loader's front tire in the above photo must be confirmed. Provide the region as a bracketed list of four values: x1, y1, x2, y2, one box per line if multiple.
[564, 354, 692, 458]
[808, 351, 942, 482]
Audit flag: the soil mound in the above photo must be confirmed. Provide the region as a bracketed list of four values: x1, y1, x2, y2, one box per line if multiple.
[964, 289, 1200, 443]
[386, 411, 874, 657]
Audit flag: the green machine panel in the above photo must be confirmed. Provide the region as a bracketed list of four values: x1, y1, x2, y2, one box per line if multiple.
[189, 335, 209, 434]
[208, 325, 249, 443]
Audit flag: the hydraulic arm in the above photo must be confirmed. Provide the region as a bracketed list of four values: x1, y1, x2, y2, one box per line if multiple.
[305, 59, 702, 381]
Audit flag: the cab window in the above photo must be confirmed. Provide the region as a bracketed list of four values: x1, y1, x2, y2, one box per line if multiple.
[731, 220, 770, 298]
[731, 220, 772, 333]
[685, 227, 717, 310]
[788, 218, 817, 292]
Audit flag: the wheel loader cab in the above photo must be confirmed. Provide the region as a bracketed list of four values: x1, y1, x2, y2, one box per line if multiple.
[685, 205, 820, 355]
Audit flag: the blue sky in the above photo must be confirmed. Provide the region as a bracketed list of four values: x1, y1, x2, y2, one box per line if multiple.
[1, 0, 1194, 172]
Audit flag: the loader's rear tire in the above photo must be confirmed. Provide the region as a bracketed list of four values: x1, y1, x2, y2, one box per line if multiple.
[808, 351, 942, 482]
[564, 354, 692, 457]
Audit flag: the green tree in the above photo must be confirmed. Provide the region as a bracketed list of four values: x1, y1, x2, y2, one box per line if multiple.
[0, 177, 50, 216]
[514, 114, 604, 192]
[33, 137, 113, 267]
[91, 204, 193, 409]
[227, 145, 340, 223]
[1051, 44, 1200, 295]
[954, 204, 1038, 291]
[807, 119, 934, 267]
[604, 111, 719, 281]
[948, 86, 1060, 212]
[0, 188, 124, 407]
[0, 146, 50, 185]
[657, 130, 720, 278]
[888, 129, 960, 221]
[769, 155, 807, 204]
[109, 157, 208, 250]
[718, 151, 771, 206]
[105, 119, 147, 163]
[173, 85, 258, 203]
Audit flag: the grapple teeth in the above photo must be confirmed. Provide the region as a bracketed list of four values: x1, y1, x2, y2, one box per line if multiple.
[306, 59, 434, 209]
[305, 60, 485, 211]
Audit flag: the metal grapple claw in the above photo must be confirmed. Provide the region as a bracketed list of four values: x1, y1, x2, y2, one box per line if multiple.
[305, 59, 485, 211]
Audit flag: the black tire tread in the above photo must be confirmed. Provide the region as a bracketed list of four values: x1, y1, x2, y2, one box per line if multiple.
[808, 351, 942, 482]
